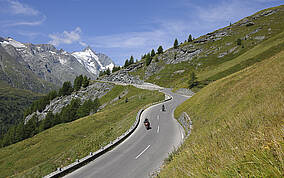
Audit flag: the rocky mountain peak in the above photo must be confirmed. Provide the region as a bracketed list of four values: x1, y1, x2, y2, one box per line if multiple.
[83, 45, 94, 52]
[0, 36, 116, 90]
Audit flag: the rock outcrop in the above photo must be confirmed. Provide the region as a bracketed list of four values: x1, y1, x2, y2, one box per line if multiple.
[25, 81, 114, 123]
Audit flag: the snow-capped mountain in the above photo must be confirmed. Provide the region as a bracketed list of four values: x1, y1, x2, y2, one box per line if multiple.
[72, 46, 114, 76]
[0, 37, 115, 88]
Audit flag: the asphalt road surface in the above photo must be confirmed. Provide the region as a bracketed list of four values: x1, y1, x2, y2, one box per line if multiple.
[64, 89, 189, 178]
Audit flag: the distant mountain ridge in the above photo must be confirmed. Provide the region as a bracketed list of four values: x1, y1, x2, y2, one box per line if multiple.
[0, 37, 115, 91]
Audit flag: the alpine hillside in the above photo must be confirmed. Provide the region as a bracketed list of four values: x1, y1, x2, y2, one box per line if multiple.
[127, 5, 284, 93]
[0, 3, 283, 178]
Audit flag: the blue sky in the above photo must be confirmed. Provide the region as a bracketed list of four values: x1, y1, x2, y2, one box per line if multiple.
[0, 0, 283, 65]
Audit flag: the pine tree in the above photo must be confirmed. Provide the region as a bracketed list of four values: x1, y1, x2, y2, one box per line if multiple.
[15, 123, 24, 142]
[92, 98, 100, 113]
[106, 68, 111, 75]
[24, 114, 39, 138]
[188, 34, 193, 42]
[40, 111, 53, 131]
[112, 66, 121, 73]
[82, 76, 89, 88]
[124, 59, 129, 68]
[145, 53, 152, 66]
[157, 46, 163, 54]
[151, 49, 156, 57]
[48, 90, 57, 101]
[129, 56, 134, 64]
[61, 99, 81, 123]
[76, 99, 92, 118]
[174, 38, 179, 49]
[74, 75, 83, 91]
[59, 81, 73, 96]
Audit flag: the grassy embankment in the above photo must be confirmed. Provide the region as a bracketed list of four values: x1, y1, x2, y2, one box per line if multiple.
[159, 50, 284, 177]
[0, 85, 164, 177]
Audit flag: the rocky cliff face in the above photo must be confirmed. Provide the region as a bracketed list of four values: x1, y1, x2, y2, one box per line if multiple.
[0, 37, 115, 88]
[100, 62, 144, 85]
[0, 44, 56, 93]
[25, 81, 114, 122]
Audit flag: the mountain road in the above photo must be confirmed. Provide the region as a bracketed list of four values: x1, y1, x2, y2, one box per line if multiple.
[64, 88, 189, 178]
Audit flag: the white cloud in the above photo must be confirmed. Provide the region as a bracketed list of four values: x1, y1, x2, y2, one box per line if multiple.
[91, 30, 165, 49]
[49, 27, 86, 47]
[0, 0, 45, 27]
[16, 31, 41, 38]
[5, 15, 46, 27]
[7, 0, 39, 16]
[79, 41, 88, 47]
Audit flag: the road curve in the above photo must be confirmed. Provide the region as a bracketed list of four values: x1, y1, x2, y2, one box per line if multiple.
[64, 88, 189, 178]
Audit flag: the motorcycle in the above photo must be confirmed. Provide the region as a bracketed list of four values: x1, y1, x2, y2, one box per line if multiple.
[144, 118, 151, 130]
[162, 104, 165, 111]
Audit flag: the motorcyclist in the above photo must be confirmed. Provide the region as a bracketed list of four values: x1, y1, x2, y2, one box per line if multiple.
[144, 118, 150, 130]
[162, 104, 165, 111]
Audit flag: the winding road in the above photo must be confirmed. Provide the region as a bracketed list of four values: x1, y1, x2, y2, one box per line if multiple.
[64, 88, 189, 178]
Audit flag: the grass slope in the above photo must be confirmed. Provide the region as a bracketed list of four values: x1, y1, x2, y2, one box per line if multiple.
[0, 85, 164, 177]
[159, 50, 284, 177]
[198, 30, 284, 81]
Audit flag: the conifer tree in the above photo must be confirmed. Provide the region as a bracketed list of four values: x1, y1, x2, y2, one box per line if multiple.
[82, 76, 89, 88]
[157, 46, 163, 54]
[40, 111, 53, 131]
[174, 38, 179, 49]
[124, 59, 129, 67]
[74, 75, 83, 91]
[188, 34, 193, 42]
[129, 56, 134, 64]
[151, 49, 156, 57]
[145, 53, 152, 66]
[59, 81, 73, 96]
[106, 68, 111, 75]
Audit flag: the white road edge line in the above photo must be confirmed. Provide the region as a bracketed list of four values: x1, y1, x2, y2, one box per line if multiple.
[180, 127, 184, 140]
[157, 125, 160, 133]
[135, 145, 151, 159]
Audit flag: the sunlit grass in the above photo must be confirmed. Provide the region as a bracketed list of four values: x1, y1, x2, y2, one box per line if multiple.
[159, 50, 284, 177]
